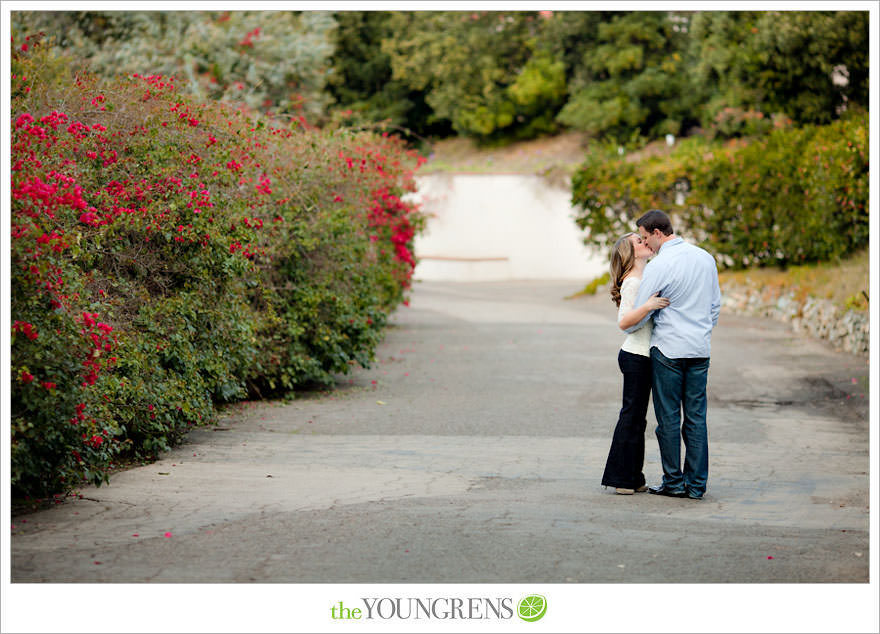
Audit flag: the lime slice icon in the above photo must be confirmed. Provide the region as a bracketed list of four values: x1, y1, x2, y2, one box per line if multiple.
[518, 595, 547, 622]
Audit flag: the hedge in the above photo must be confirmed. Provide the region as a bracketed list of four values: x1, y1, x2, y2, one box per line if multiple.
[571, 111, 868, 268]
[10, 36, 426, 499]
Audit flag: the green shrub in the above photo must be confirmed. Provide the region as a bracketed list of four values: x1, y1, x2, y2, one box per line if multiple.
[571, 111, 868, 268]
[578, 272, 611, 296]
[10, 36, 425, 499]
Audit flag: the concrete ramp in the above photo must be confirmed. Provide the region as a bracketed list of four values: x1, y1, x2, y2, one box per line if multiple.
[410, 174, 607, 281]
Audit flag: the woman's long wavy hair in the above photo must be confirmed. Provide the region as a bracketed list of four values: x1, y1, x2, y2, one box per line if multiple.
[609, 233, 637, 307]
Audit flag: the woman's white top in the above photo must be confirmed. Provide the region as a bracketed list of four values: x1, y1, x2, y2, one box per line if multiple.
[618, 276, 652, 357]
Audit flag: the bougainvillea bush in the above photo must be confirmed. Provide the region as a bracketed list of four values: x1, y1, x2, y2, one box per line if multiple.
[10, 36, 426, 499]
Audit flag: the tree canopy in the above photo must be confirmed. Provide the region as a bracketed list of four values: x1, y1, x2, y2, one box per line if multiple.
[12, 9, 869, 144]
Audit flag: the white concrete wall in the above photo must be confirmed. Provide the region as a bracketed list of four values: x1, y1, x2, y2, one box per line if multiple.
[408, 173, 607, 281]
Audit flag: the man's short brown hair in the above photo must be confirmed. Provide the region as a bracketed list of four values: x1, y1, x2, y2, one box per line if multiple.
[636, 209, 673, 236]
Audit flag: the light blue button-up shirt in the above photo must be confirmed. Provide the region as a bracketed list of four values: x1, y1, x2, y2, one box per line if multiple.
[624, 237, 721, 359]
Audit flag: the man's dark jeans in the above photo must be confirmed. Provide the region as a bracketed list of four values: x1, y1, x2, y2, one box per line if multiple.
[650, 346, 710, 497]
[601, 349, 652, 489]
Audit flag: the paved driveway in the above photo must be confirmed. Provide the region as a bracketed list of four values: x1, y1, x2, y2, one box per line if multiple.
[11, 281, 870, 585]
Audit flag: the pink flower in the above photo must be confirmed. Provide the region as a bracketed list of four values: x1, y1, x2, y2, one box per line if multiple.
[13, 321, 38, 340]
[79, 212, 98, 225]
[15, 113, 34, 129]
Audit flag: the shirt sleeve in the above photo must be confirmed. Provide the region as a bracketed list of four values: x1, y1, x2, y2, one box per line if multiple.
[623, 260, 662, 334]
[617, 278, 638, 325]
[710, 265, 721, 327]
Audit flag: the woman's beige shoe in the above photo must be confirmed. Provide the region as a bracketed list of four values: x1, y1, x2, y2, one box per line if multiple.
[615, 485, 649, 495]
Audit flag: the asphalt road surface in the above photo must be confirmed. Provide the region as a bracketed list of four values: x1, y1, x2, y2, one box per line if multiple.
[11, 280, 871, 585]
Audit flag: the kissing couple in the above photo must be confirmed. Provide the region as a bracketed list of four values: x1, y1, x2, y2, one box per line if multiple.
[601, 209, 721, 500]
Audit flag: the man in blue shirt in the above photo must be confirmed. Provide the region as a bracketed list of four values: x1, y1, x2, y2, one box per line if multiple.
[624, 209, 721, 499]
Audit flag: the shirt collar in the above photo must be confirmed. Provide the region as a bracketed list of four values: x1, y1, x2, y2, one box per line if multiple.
[658, 236, 684, 254]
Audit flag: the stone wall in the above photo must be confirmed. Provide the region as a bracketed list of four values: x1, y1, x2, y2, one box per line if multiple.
[721, 283, 869, 356]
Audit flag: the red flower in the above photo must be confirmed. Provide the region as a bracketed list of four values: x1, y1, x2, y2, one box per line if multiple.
[13, 321, 38, 340]
[15, 113, 34, 129]
[79, 212, 99, 226]
[20, 371, 34, 383]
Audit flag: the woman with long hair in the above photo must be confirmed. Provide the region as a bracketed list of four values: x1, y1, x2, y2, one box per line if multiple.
[601, 233, 669, 494]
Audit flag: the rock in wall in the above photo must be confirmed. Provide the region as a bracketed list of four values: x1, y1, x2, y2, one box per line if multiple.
[721, 283, 869, 356]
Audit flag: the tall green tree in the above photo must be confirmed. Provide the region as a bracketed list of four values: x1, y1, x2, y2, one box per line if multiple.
[533, 10, 608, 81]
[382, 11, 567, 140]
[327, 11, 451, 138]
[685, 11, 765, 131]
[556, 11, 695, 141]
[688, 11, 869, 130]
[752, 11, 869, 124]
